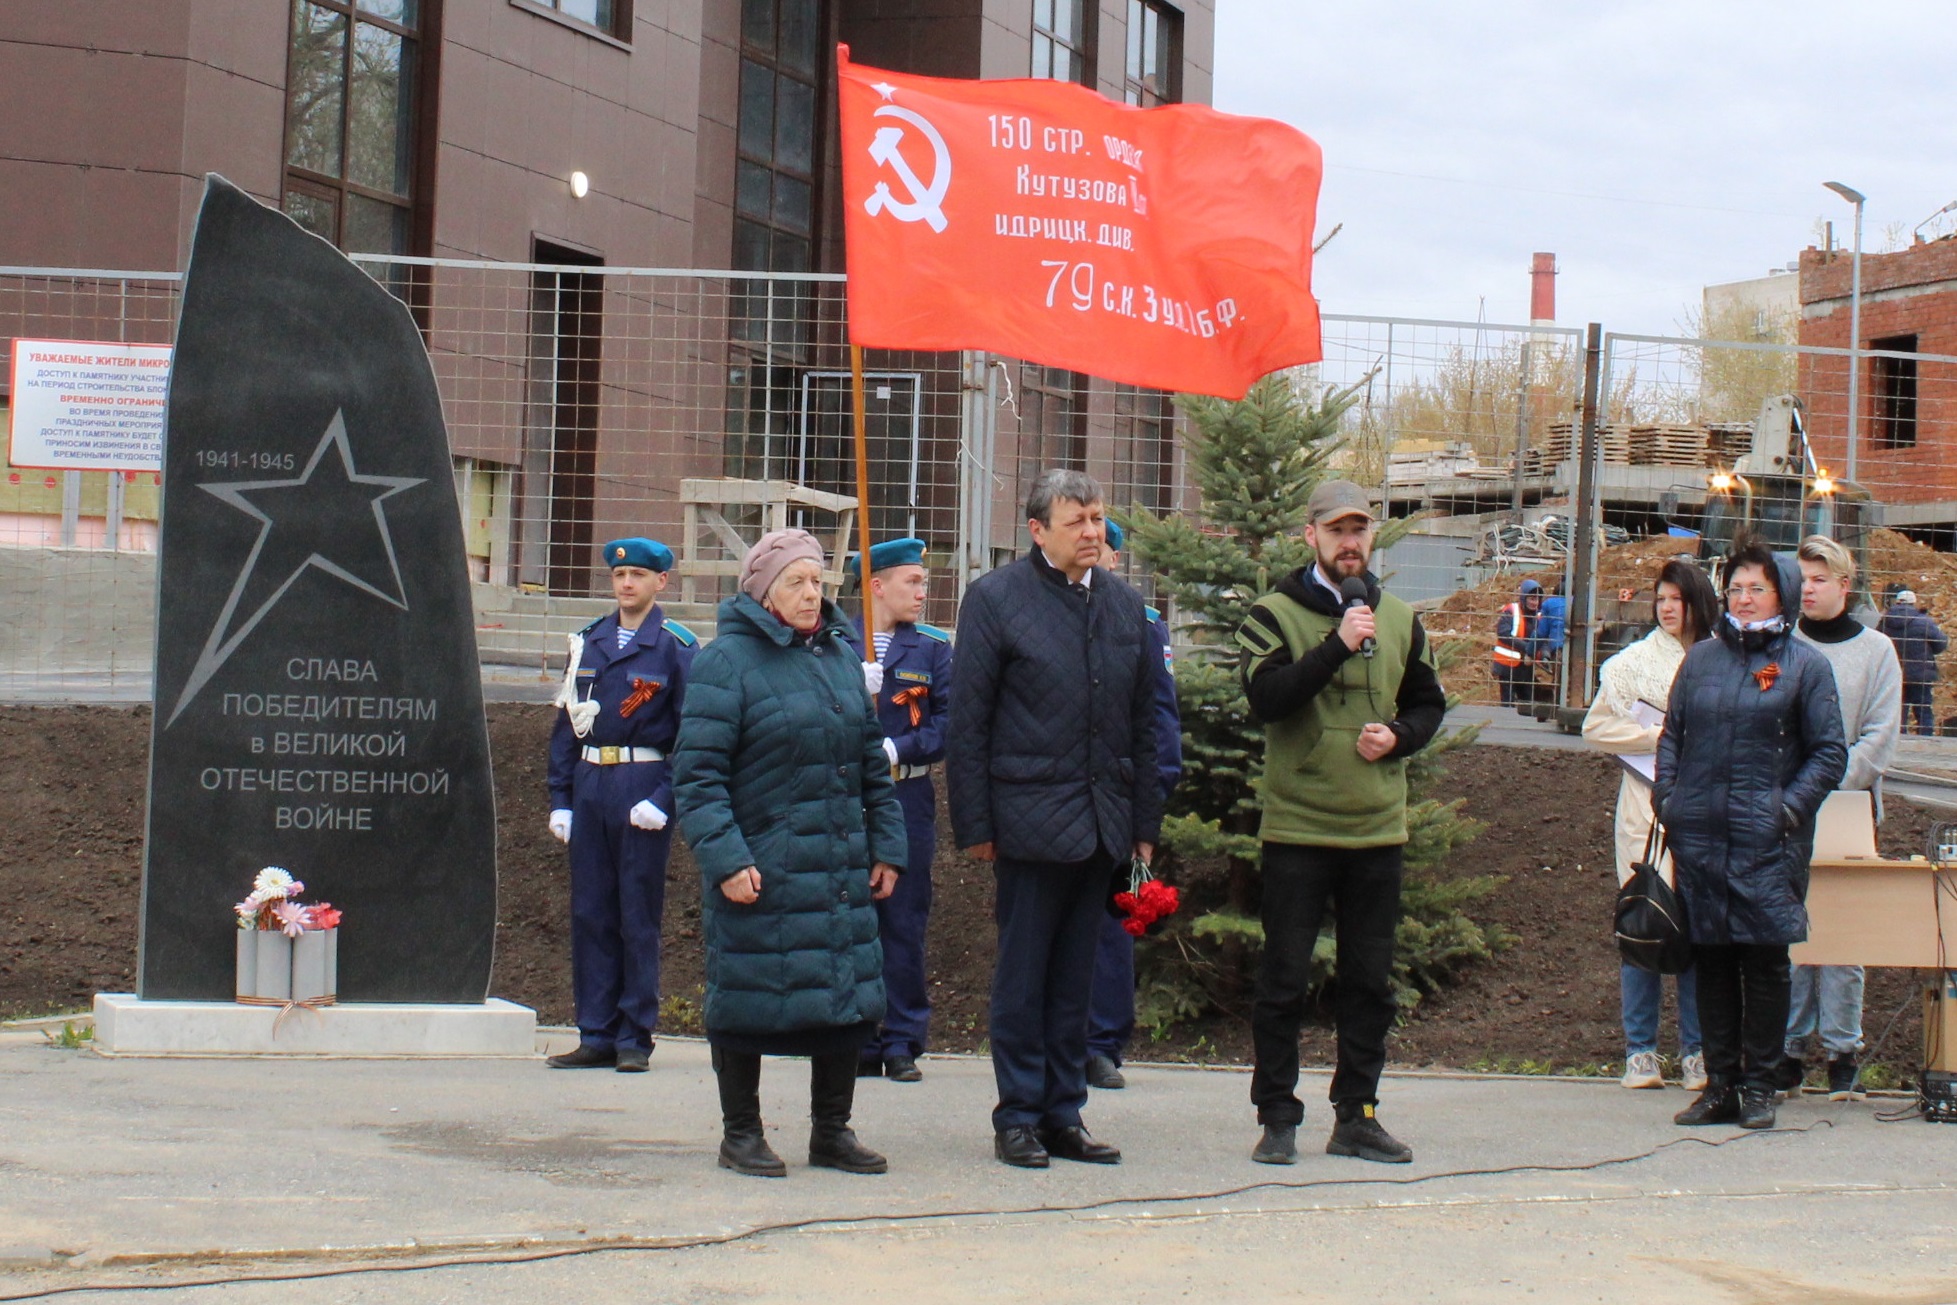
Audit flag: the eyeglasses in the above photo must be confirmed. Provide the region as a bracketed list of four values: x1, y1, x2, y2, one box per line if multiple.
[1725, 585, 1772, 599]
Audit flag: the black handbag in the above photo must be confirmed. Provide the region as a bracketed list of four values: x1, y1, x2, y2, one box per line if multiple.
[1614, 823, 1693, 975]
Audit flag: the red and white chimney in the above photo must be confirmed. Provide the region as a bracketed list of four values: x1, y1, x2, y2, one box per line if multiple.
[1530, 252, 1557, 326]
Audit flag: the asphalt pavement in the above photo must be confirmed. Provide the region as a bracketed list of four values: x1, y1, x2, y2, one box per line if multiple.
[1, 1032, 1952, 1303]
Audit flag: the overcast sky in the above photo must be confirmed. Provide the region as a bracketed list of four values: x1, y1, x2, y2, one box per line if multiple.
[1212, 1, 1957, 335]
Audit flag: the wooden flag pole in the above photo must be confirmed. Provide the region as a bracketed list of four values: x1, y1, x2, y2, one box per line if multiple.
[849, 342, 877, 659]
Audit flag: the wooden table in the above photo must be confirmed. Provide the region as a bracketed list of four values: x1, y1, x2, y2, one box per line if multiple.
[1794, 858, 1957, 1070]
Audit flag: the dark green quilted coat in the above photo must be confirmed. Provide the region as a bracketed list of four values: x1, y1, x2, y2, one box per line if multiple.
[673, 593, 908, 1036]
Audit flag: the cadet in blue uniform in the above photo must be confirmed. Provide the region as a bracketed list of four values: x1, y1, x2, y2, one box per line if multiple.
[1086, 520, 1183, 1090]
[545, 537, 697, 1072]
[844, 538, 953, 1083]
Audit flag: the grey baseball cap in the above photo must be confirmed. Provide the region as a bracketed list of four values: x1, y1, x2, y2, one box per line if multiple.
[1307, 479, 1376, 526]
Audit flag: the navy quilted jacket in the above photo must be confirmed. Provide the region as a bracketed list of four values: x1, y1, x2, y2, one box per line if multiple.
[672, 593, 909, 1036]
[1652, 555, 1847, 946]
[946, 549, 1163, 863]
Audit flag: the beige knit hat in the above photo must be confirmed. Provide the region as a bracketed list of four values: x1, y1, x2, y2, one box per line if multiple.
[739, 528, 826, 602]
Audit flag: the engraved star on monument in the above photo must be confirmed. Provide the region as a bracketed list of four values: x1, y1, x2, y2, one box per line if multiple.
[167, 410, 424, 726]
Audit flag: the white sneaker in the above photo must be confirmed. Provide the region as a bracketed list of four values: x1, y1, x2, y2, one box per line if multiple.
[1681, 1051, 1708, 1092]
[1620, 1050, 1663, 1089]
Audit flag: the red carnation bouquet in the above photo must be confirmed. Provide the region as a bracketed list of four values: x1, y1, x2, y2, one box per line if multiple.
[1112, 856, 1180, 937]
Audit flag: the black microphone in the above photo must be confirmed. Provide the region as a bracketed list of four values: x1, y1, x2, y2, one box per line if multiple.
[1339, 575, 1376, 659]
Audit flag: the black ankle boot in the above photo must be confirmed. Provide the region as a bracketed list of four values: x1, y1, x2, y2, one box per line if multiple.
[714, 1047, 786, 1177]
[1738, 1085, 1778, 1130]
[808, 1050, 888, 1174]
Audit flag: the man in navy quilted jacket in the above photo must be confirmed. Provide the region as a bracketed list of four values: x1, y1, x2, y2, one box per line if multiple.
[947, 469, 1162, 1169]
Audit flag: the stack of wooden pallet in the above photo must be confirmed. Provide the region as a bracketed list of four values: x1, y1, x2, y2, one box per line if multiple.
[1627, 423, 1708, 467]
[1703, 423, 1754, 467]
[1542, 421, 1633, 465]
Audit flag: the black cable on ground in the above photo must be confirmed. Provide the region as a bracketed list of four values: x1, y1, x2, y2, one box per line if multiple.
[0, 1118, 1839, 1302]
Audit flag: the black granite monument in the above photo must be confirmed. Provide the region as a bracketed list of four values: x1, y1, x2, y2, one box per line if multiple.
[140, 176, 497, 1003]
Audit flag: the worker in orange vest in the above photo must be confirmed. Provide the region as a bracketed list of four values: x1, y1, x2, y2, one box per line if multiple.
[1492, 578, 1546, 706]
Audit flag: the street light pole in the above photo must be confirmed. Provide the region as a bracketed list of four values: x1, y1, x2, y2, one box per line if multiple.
[1824, 181, 1866, 483]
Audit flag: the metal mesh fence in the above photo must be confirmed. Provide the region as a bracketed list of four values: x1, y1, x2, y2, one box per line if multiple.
[1591, 331, 1957, 731]
[0, 259, 1192, 697]
[7, 258, 1957, 718]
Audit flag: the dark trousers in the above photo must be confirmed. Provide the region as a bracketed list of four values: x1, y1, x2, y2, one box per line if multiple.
[989, 852, 1114, 1131]
[1251, 841, 1403, 1125]
[568, 760, 671, 1052]
[1902, 681, 1935, 735]
[1494, 660, 1538, 706]
[866, 779, 936, 1061]
[1692, 941, 1792, 1092]
[1086, 912, 1135, 1062]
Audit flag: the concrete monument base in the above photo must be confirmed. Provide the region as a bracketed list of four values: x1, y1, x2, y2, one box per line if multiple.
[91, 993, 537, 1058]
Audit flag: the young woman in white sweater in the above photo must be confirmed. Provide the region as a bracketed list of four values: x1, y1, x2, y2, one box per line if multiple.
[1582, 559, 1722, 1091]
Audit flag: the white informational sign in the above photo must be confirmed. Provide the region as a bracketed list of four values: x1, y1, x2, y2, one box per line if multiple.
[7, 338, 171, 472]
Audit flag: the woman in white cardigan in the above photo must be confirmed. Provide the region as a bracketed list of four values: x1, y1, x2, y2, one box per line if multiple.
[1582, 559, 1722, 1092]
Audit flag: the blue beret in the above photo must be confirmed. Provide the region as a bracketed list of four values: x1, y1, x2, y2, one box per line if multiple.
[601, 537, 674, 572]
[1104, 519, 1125, 552]
[846, 537, 927, 578]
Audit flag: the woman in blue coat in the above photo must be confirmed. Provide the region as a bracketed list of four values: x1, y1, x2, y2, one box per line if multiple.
[1654, 542, 1846, 1131]
[674, 529, 908, 1178]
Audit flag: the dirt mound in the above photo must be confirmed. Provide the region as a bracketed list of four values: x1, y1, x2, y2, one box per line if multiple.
[1423, 534, 1701, 703]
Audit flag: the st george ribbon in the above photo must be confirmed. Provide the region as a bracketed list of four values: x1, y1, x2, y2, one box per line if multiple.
[140, 176, 497, 1003]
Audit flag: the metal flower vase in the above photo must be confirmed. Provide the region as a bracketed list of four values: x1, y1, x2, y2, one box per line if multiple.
[235, 928, 339, 1003]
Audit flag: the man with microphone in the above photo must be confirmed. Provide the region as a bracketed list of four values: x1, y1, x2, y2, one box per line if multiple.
[1234, 480, 1447, 1165]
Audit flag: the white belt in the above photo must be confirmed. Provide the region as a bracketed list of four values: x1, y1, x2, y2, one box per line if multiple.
[582, 746, 664, 765]
[894, 764, 931, 781]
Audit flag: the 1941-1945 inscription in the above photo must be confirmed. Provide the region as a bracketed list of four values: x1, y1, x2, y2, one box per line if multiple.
[140, 176, 497, 1003]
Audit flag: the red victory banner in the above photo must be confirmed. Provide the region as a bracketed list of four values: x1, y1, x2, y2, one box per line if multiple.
[837, 46, 1323, 400]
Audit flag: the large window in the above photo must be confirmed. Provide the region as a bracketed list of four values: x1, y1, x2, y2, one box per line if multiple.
[1112, 383, 1173, 514]
[1123, 0, 1180, 105]
[735, 0, 820, 278]
[1018, 365, 1085, 492]
[1870, 333, 1919, 451]
[282, 0, 423, 259]
[1032, 0, 1091, 84]
[529, 0, 628, 38]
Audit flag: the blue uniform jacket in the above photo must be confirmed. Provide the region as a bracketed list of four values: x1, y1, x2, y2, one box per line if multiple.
[1145, 606, 1183, 801]
[547, 607, 697, 814]
[847, 618, 954, 767]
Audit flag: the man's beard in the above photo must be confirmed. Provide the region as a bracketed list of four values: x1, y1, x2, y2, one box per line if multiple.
[1318, 549, 1368, 578]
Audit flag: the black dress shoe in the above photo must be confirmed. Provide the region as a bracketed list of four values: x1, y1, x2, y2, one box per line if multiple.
[545, 1044, 616, 1069]
[1086, 1054, 1127, 1090]
[883, 1054, 923, 1082]
[614, 1047, 650, 1072]
[1039, 1125, 1121, 1164]
[994, 1125, 1050, 1168]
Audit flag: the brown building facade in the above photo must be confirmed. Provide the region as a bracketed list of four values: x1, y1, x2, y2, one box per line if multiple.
[1, 0, 1215, 599]
[1799, 237, 1957, 507]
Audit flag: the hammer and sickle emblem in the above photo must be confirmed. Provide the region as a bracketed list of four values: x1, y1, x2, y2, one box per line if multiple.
[862, 105, 952, 234]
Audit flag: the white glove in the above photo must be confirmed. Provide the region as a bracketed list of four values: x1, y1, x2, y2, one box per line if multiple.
[862, 661, 884, 696]
[548, 809, 573, 843]
[882, 737, 899, 766]
[629, 800, 668, 832]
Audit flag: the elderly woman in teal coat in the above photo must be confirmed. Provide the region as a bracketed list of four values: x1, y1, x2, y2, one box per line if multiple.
[673, 528, 908, 1178]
